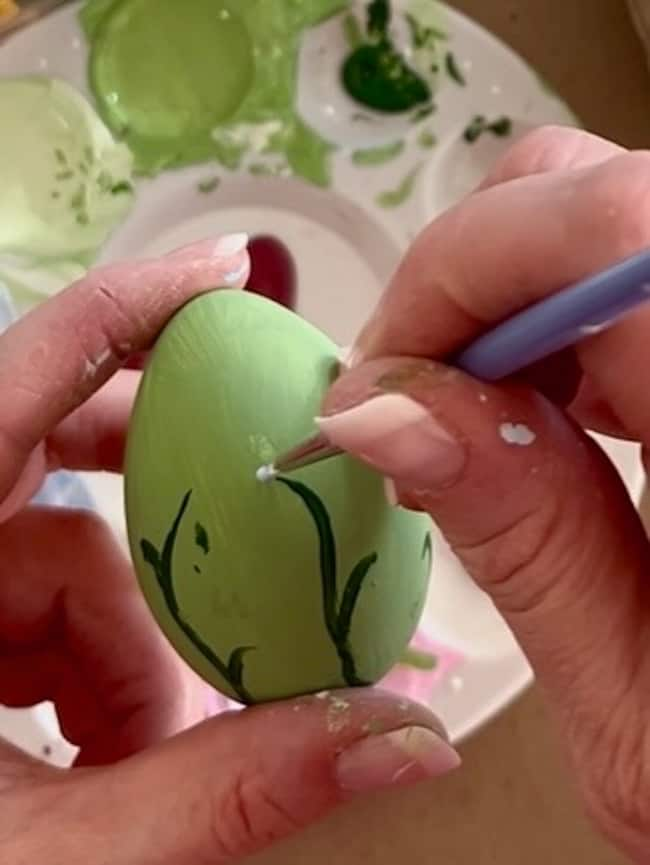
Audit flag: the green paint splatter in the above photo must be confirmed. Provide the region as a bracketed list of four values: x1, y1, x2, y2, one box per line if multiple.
[411, 103, 435, 123]
[351, 140, 404, 166]
[417, 128, 437, 148]
[445, 50, 466, 85]
[140, 491, 254, 703]
[277, 477, 378, 687]
[197, 176, 220, 193]
[463, 114, 513, 143]
[376, 164, 422, 208]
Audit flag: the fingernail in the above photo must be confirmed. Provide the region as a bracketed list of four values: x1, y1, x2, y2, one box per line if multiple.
[316, 394, 465, 487]
[214, 232, 249, 258]
[337, 726, 461, 793]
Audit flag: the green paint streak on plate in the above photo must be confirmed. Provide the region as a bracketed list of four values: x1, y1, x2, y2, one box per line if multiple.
[376, 163, 422, 208]
[351, 140, 404, 166]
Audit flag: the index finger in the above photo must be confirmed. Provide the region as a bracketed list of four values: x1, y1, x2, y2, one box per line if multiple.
[351, 141, 650, 365]
[0, 233, 250, 500]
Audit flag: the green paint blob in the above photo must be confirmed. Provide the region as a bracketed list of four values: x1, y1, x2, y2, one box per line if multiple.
[125, 291, 430, 703]
[342, 0, 431, 114]
[376, 164, 422, 208]
[417, 128, 437, 148]
[463, 114, 513, 143]
[351, 140, 404, 165]
[82, 0, 346, 185]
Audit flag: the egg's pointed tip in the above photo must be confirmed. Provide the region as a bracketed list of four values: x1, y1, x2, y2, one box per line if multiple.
[256, 464, 278, 484]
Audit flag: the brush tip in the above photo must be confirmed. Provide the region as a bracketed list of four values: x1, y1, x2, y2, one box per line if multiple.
[256, 464, 278, 483]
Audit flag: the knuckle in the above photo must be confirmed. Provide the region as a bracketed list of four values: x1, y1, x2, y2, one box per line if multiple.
[486, 124, 590, 183]
[202, 765, 299, 861]
[455, 494, 563, 615]
[583, 151, 650, 259]
[577, 716, 650, 858]
[57, 508, 117, 561]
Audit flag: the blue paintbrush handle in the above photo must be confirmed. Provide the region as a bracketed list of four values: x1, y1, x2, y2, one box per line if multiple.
[455, 248, 650, 381]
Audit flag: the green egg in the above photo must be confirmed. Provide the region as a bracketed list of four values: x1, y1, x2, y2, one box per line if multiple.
[125, 290, 432, 703]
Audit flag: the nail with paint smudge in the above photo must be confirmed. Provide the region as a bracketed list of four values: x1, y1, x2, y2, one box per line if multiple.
[214, 232, 249, 258]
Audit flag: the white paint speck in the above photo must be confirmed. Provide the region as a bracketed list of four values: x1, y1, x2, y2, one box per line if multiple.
[315, 690, 330, 700]
[490, 83, 502, 95]
[222, 261, 249, 285]
[478, 393, 488, 404]
[256, 464, 277, 483]
[499, 422, 537, 446]
[38, 57, 48, 71]
[326, 695, 351, 733]
[450, 675, 464, 693]
[580, 320, 612, 336]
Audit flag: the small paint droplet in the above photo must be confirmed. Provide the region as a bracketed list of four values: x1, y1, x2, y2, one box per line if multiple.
[478, 393, 488, 403]
[450, 675, 464, 693]
[42, 744, 53, 757]
[315, 690, 330, 700]
[256, 464, 277, 483]
[499, 422, 536, 446]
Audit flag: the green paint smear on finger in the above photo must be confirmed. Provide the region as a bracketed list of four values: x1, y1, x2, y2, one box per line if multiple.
[80, 0, 347, 186]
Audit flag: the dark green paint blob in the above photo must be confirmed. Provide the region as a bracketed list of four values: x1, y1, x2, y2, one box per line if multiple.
[277, 476, 379, 687]
[195, 521, 210, 554]
[342, 0, 431, 114]
[464, 114, 513, 144]
[140, 490, 253, 703]
[445, 51, 466, 86]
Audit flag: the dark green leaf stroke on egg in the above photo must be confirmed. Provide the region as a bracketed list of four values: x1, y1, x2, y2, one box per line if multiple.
[421, 531, 433, 573]
[140, 490, 254, 703]
[276, 477, 379, 687]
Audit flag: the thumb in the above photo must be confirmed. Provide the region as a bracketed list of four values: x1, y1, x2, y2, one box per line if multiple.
[73, 690, 458, 864]
[319, 360, 650, 741]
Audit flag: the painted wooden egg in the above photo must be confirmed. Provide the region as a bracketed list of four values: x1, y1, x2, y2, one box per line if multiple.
[124, 290, 432, 704]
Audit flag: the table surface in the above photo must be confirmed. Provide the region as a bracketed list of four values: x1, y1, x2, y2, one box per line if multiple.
[250, 1, 650, 863]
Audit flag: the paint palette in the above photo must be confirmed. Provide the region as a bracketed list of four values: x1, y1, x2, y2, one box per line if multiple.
[0, 0, 644, 759]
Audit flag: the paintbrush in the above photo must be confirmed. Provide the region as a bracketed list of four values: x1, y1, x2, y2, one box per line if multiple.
[258, 247, 650, 480]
